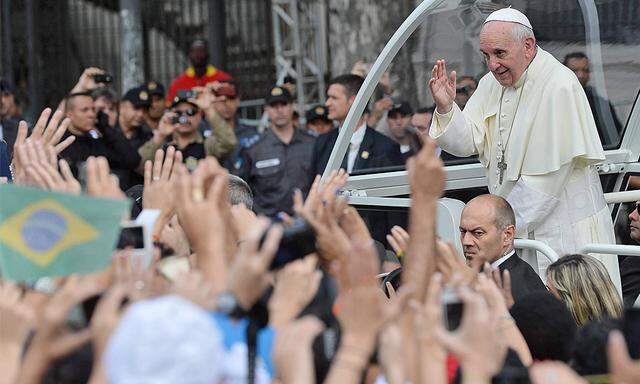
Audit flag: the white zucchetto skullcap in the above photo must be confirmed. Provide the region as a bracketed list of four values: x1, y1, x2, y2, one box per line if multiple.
[484, 7, 533, 30]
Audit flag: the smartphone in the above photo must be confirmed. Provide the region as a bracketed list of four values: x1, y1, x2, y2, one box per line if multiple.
[117, 221, 153, 269]
[262, 218, 317, 270]
[442, 287, 464, 331]
[177, 89, 198, 100]
[623, 307, 640, 359]
[93, 73, 113, 84]
[117, 223, 145, 250]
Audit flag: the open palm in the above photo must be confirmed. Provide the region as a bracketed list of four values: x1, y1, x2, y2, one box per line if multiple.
[428, 59, 457, 113]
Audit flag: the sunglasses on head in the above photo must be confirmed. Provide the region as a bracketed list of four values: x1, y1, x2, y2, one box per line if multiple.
[174, 108, 197, 117]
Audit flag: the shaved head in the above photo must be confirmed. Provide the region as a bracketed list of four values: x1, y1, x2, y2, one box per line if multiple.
[460, 194, 516, 265]
[465, 194, 515, 230]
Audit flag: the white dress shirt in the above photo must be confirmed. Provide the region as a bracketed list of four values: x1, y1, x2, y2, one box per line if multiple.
[491, 249, 516, 269]
[347, 123, 367, 173]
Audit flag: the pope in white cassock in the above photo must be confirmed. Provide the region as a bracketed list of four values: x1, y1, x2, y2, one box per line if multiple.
[428, 8, 621, 290]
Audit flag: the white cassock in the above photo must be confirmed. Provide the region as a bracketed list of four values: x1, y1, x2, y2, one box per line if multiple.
[430, 47, 621, 292]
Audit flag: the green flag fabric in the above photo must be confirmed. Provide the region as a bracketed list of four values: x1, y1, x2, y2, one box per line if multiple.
[0, 184, 130, 281]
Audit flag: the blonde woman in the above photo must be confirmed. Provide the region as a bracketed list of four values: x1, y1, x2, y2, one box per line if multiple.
[547, 254, 623, 326]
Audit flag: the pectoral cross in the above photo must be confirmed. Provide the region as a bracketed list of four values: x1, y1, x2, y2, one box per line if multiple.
[497, 160, 507, 184]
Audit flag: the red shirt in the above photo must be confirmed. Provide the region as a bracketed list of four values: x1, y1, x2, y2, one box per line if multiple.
[167, 65, 233, 104]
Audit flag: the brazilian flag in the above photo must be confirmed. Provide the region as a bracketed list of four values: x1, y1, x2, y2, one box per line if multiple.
[0, 184, 130, 281]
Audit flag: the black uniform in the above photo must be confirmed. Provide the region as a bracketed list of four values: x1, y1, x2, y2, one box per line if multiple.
[234, 127, 315, 217]
[59, 127, 140, 187]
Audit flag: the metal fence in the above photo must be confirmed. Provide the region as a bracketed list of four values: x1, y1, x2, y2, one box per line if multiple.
[1, 0, 275, 123]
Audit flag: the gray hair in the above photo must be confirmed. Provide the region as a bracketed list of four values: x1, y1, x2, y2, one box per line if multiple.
[511, 23, 535, 42]
[227, 174, 253, 210]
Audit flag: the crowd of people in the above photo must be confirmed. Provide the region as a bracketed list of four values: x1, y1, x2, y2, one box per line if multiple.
[1, 7, 640, 384]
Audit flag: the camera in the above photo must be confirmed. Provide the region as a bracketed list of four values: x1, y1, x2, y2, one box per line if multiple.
[92, 73, 113, 84]
[171, 115, 190, 125]
[261, 218, 317, 270]
[177, 89, 198, 100]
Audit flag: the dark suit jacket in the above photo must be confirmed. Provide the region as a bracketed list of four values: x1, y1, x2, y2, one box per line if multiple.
[498, 253, 547, 303]
[1, 117, 20, 160]
[310, 126, 402, 177]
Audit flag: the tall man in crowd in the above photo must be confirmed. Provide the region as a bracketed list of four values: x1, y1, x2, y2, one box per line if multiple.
[460, 194, 546, 301]
[60, 92, 139, 185]
[167, 39, 233, 102]
[139, 86, 237, 171]
[143, 81, 166, 131]
[428, 8, 620, 287]
[310, 74, 401, 177]
[234, 86, 315, 216]
[563, 52, 623, 145]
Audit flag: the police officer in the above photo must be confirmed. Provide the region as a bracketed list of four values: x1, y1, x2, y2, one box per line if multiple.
[138, 89, 237, 172]
[305, 104, 334, 136]
[144, 81, 166, 131]
[233, 86, 315, 216]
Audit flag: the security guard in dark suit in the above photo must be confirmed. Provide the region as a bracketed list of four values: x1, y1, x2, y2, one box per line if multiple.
[234, 86, 315, 216]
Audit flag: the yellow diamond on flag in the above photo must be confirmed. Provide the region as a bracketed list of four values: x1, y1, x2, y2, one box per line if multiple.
[0, 199, 99, 267]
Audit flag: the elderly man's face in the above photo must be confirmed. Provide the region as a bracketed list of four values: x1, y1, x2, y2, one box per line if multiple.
[629, 202, 640, 242]
[479, 22, 536, 87]
[459, 202, 511, 269]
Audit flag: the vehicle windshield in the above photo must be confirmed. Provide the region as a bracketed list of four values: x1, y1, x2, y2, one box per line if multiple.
[328, 0, 640, 177]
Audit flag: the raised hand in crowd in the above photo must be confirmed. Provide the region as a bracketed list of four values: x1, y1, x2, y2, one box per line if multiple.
[226, 218, 282, 311]
[488, 265, 515, 309]
[273, 316, 325, 384]
[86, 156, 126, 200]
[12, 108, 75, 185]
[0, 281, 36, 384]
[435, 239, 476, 285]
[434, 285, 508, 383]
[143, 147, 183, 236]
[152, 110, 177, 145]
[404, 137, 445, 301]
[268, 254, 322, 328]
[69, 67, 107, 94]
[14, 138, 80, 194]
[174, 158, 230, 292]
[386, 225, 410, 260]
[88, 284, 129, 384]
[608, 330, 640, 384]
[18, 275, 104, 384]
[475, 273, 532, 366]
[173, 270, 218, 311]
[325, 239, 411, 384]
[412, 274, 447, 384]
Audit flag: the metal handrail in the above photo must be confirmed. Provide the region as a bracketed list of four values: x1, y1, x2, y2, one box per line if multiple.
[580, 243, 640, 256]
[514, 239, 559, 263]
[604, 190, 640, 204]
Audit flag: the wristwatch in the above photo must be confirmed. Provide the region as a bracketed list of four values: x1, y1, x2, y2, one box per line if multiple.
[216, 292, 248, 319]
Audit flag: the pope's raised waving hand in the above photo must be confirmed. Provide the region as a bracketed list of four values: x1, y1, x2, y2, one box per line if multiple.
[428, 59, 457, 114]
